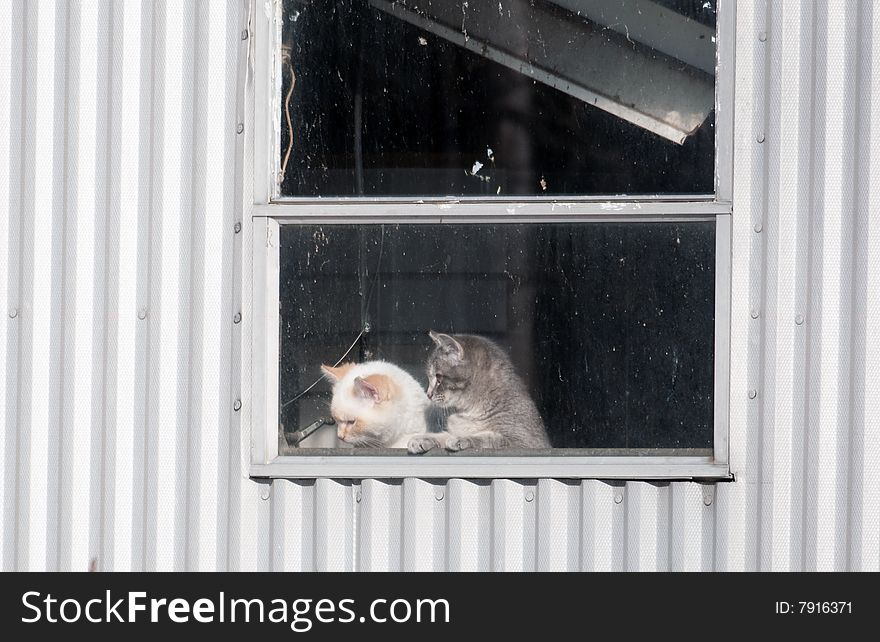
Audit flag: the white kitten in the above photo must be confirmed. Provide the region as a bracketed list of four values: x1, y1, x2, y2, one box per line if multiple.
[321, 361, 429, 448]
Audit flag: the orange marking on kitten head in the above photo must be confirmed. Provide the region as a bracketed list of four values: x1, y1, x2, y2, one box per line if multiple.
[321, 363, 356, 382]
[352, 373, 397, 403]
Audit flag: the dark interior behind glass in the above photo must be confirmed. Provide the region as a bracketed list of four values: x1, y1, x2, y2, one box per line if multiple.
[275, 1, 720, 455]
[279, 223, 715, 452]
[279, 0, 717, 197]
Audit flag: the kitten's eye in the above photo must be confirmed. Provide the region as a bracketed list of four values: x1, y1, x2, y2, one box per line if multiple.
[435, 374, 443, 384]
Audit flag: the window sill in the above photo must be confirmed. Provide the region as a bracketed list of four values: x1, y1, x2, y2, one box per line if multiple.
[250, 453, 731, 480]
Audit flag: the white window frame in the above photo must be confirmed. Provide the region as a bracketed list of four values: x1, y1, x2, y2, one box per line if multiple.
[248, 0, 735, 479]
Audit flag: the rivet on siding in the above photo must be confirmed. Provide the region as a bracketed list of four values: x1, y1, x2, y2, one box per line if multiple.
[236, 123, 244, 134]
[756, 133, 765, 144]
[754, 222, 763, 233]
[758, 31, 767, 42]
[137, 308, 147, 320]
[233, 399, 242, 411]
[614, 493, 623, 504]
[750, 309, 759, 319]
[234, 221, 242, 234]
[233, 312, 242, 324]
[260, 484, 270, 500]
[795, 314, 804, 326]
[524, 490, 534, 502]
[8, 307, 18, 319]
[748, 389, 757, 400]
[241, 29, 249, 41]
[435, 490, 445, 501]
[355, 490, 362, 503]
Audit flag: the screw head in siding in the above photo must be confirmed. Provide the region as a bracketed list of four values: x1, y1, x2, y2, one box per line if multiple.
[754, 222, 763, 233]
[233, 311, 242, 324]
[748, 389, 757, 400]
[260, 484, 270, 500]
[614, 493, 623, 504]
[234, 221, 242, 234]
[233, 399, 242, 411]
[241, 29, 249, 40]
[756, 133, 765, 143]
[363, 321, 372, 334]
[356, 490, 362, 503]
[750, 308, 759, 319]
[236, 123, 244, 134]
[524, 490, 534, 502]
[758, 31, 767, 42]
[795, 314, 804, 325]
[435, 489, 445, 501]
[137, 307, 147, 320]
[8, 307, 18, 319]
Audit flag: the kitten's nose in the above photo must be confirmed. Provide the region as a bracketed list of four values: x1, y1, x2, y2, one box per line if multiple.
[426, 386, 434, 399]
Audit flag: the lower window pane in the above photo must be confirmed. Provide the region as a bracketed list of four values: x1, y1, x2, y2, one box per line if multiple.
[278, 222, 715, 453]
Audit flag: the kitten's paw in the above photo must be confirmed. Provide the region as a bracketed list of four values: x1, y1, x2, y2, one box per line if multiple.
[445, 436, 473, 452]
[407, 435, 438, 455]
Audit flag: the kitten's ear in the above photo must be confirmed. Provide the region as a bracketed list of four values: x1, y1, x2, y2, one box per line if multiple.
[353, 376, 382, 404]
[321, 363, 355, 382]
[428, 331, 464, 360]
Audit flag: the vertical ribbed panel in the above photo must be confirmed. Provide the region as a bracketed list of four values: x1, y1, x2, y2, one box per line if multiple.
[855, 0, 880, 575]
[1, 1, 878, 571]
[1, 0, 248, 571]
[0, 0, 11, 573]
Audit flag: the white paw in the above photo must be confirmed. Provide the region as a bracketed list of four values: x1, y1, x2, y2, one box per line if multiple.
[445, 436, 473, 452]
[407, 436, 437, 455]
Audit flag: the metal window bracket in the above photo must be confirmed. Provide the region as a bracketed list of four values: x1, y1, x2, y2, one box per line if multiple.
[701, 482, 715, 506]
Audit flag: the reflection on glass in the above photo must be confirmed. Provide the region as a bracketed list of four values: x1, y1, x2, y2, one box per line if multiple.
[279, 0, 718, 197]
[278, 223, 715, 452]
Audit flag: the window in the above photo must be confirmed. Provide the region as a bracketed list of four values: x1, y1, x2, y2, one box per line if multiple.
[251, 0, 733, 478]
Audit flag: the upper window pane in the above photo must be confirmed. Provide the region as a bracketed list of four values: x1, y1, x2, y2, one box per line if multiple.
[279, 0, 717, 197]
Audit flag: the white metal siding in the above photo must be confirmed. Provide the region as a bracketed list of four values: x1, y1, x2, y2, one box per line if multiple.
[1, 0, 878, 571]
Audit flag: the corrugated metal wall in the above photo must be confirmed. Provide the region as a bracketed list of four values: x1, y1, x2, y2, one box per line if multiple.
[1, 0, 878, 571]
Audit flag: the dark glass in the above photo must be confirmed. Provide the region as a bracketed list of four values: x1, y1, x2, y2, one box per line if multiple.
[279, 0, 717, 197]
[278, 223, 715, 452]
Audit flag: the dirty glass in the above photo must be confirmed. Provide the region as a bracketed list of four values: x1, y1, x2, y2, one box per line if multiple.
[278, 0, 718, 197]
[278, 223, 715, 452]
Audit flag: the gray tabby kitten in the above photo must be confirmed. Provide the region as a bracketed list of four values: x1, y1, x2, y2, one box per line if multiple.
[407, 331, 551, 453]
